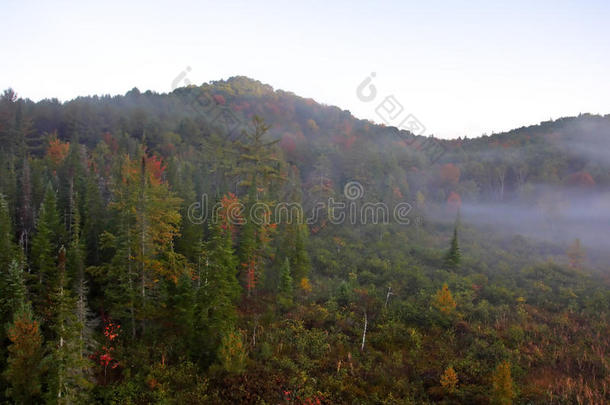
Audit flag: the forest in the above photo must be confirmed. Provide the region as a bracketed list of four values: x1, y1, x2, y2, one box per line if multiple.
[0, 76, 608, 404]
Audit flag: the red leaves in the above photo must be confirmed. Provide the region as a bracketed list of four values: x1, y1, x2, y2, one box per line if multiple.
[242, 257, 258, 295]
[102, 132, 119, 153]
[103, 319, 120, 341]
[439, 163, 460, 186]
[447, 191, 462, 213]
[392, 186, 403, 199]
[92, 315, 121, 380]
[566, 171, 595, 188]
[280, 133, 297, 154]
[218, 193, 242, 238]
[282, 388, 325, 404]
[145, 154, 166, 184]
[46, 134, 70, 166]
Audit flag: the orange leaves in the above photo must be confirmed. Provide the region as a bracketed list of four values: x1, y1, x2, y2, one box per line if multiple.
[439, 163, 460, 186]
[447, 192, 461, 213]
[46, 133, 69, 166]
[103, 317, 120, 341]
[306, 118, 319, 132]
[219, 330, 247, 373]
[433, 283, 457, 315]
[213, 94, 226, 105]
[280, 133, 297, 154]
[7, 312, 42, 357]
[145, 155, 166, 184]
[392, 186, 403, 199]
[118, 153, 166, 186]
[218, 192, 242, 238]
[440, 366, 458, 393]
[242, 257, 258, 294]
[92, 316, 121, 379]
[5, 308, 44, 401]
[333, 236, 346, 248]
[566, 171, 595, 188]
[102, 132, 119, 153]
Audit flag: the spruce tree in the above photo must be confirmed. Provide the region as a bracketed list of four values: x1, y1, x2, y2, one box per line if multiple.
[194, 211, 240, 366]
[3, 264, 44, 404]
[45, 246, 93, 403]
[444, 215, 461, 271]
[68, 201, 96, 364]
[30, 185, 62, 322]
[0, 193, 16, 274]
[278, 257, 293, 298]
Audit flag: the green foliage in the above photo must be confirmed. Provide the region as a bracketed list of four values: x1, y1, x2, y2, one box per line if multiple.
[218, 330, 247, 374]
[445, 220, 461, 271]
[44, 246, 94, 403]
[0, 83, 607, 403]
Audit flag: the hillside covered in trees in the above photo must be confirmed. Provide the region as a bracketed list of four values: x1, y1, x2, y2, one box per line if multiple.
[0, 77, 608, 404]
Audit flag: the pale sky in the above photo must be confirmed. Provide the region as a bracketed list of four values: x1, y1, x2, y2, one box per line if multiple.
[2, 0, 609, 138]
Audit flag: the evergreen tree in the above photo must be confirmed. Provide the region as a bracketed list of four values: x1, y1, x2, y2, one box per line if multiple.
[233, 116, 281, 296]
[275, 166, 310, 285]
[278, 257, 293, 298]
[232, 115, 281, 192]
[30, 185, 62, 322]
[193, 199, 240, 366]
[218, 329, 247, 374]
[17, 157, 34, 250]
[3, 263, 44, 404]
[0, 259, 24, 400]
[444, 215, 461, 270]
[0, 157, 18, 224]
[45, 246, 93, 403]
[0, 193, 15, 273]
[278, 257, 293, 309]
[82, 168, 105, 266]
[566, 238, 585, 270]
[103, 151, 185, 338]
[68, 200, 96, 366]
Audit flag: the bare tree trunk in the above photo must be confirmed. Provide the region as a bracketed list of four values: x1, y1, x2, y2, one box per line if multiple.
[385, 287, 393, 309]
[127, 227, 135, 339]
[361, 310, 367, 351]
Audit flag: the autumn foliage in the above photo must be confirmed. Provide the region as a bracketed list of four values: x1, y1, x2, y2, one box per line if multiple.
[46, 133, 70, 166]
[492, 361, 515, 405]
[439, 163, 460, 186]
[440, 366, 458, 393]
[91, 316, 121, 383]
[433, 283, 457, 315]
[4, 308, 44, 402]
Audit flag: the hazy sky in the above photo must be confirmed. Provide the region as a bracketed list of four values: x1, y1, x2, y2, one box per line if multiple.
[2, 0, 609, 138]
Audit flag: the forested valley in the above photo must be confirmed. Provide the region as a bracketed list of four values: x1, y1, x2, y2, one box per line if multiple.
[0, 77, 608, 404]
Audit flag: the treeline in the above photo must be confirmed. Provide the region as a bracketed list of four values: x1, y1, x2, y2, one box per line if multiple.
[0, 82, 608, 403]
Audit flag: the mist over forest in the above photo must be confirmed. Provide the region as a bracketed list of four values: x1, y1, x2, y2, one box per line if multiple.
[0, 77, 608, 403]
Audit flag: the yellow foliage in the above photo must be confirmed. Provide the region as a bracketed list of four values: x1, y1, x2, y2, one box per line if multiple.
[440, 366, 458, 393]
[433, 283, 456, 315]
[492, 361, 515, 405]
[307, 118, 319, 132]
[300, 277, 312, 293]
